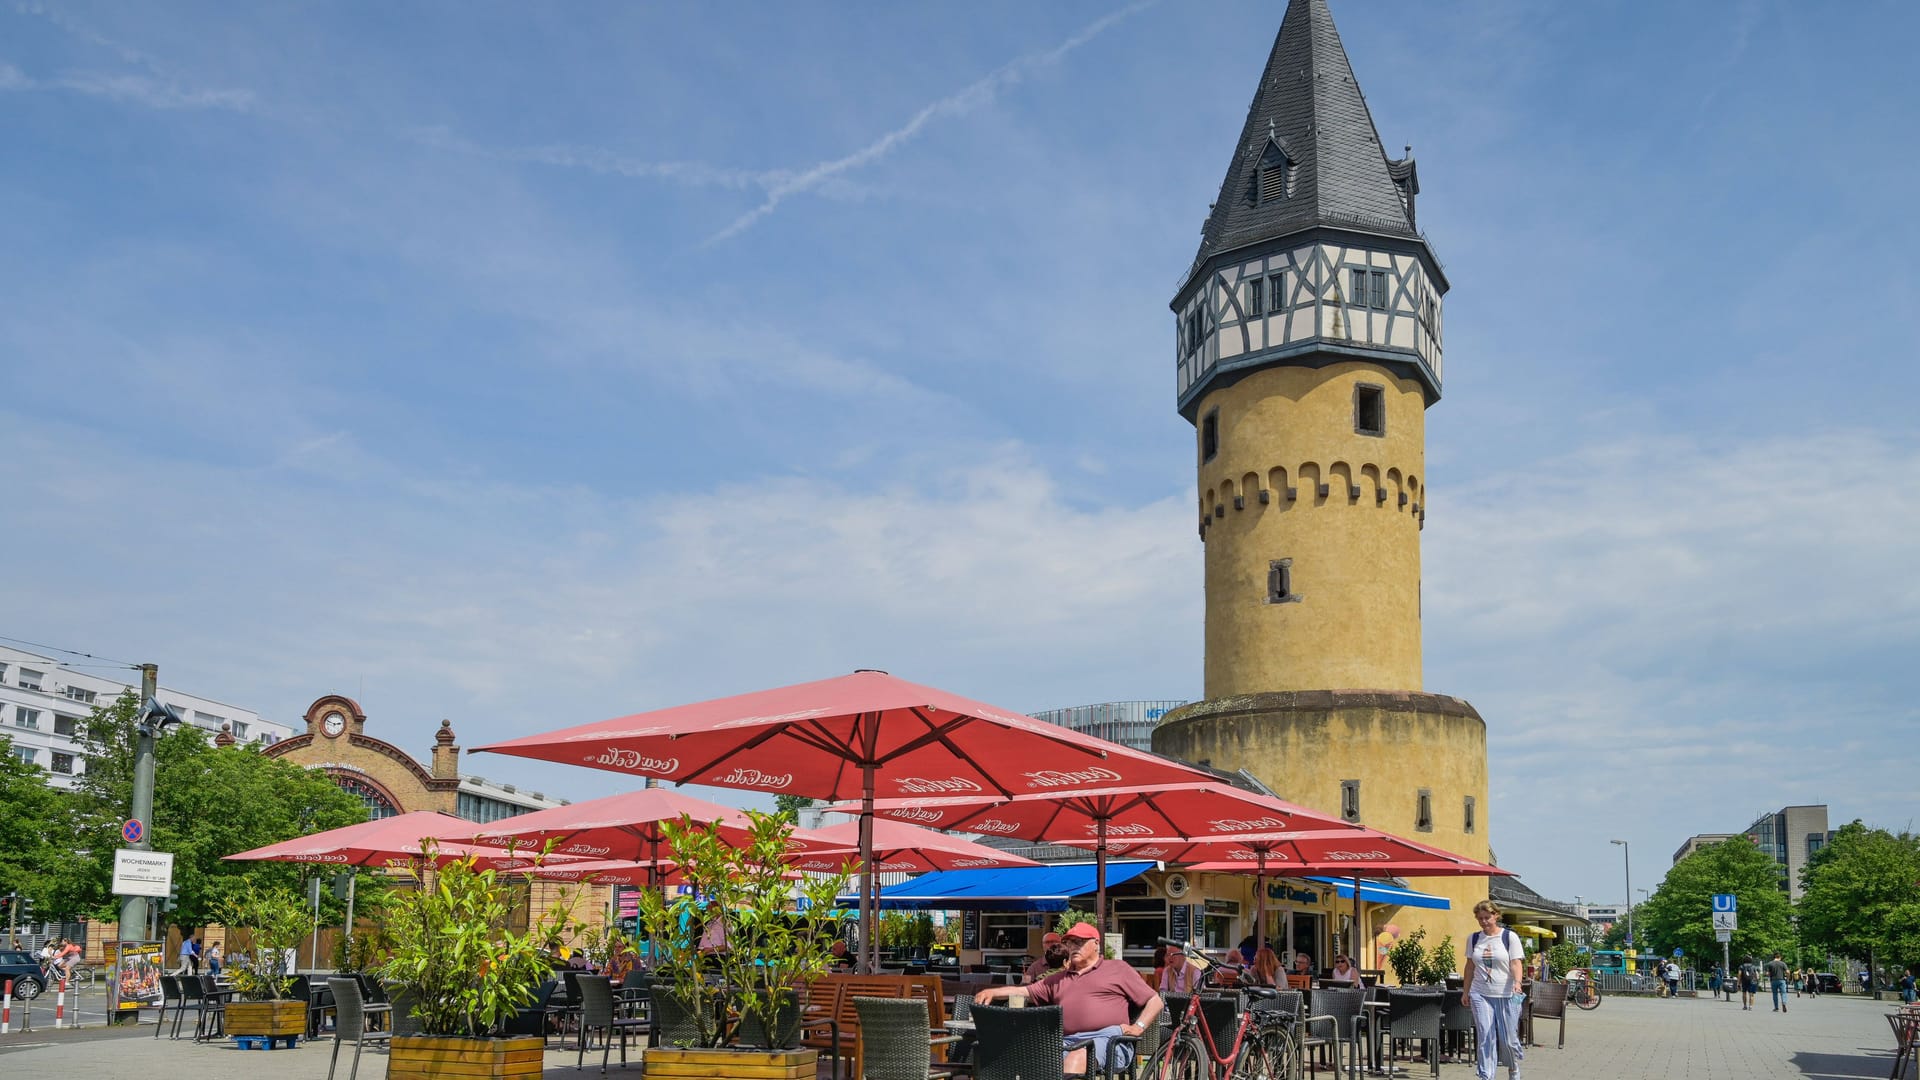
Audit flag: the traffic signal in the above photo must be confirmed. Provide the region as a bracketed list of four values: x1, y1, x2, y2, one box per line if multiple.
[0, 893, 12, 919]
[331, 872, 353, 900]
[163, 884, 179, 913]
[18, 897, 32, 922]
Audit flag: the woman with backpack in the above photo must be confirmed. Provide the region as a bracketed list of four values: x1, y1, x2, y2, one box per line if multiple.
[1461, 900, 1526, 1080]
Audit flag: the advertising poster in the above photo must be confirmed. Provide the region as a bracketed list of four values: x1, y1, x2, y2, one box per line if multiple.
[112, 942, 165, 1013]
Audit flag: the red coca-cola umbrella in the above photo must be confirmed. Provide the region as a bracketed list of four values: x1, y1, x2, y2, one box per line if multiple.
[473, 669, 1211, 971]
[529, 859, 803, 887]
[1100, 830, 1509, 959]
[223, 810, 564, 871]
[465, 788, 847, 881]
[830, 782, 1369, 932]
[782, 818, 1040, 875]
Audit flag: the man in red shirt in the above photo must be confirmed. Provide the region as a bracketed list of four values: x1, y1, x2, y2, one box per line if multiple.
[975, 922, 1162, 1074]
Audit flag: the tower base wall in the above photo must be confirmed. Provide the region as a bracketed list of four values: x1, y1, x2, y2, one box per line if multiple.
[1154, 690, 1493, 975]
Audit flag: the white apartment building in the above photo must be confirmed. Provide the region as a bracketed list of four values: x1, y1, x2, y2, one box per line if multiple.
[0, 643, 294, 789]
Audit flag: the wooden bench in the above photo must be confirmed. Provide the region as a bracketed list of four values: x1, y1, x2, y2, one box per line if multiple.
[801, 974, 952, 1079]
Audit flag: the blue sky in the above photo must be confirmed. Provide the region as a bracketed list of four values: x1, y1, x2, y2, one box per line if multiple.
[4, 0, 1916, 907]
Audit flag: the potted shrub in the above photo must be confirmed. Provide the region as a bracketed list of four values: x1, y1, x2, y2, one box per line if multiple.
[1417, 935, 1458, 987]
[636, 810, 850, 1079]
[376, 844, 575, 1080]
[1386, 927, 1430, 986]
[215, 882, 312, 1044]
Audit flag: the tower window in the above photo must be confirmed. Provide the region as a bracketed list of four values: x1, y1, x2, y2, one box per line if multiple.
[1259, 165, 1285, 203]
[1201, 409, 1219, 464]
[1416, 789, 1433, 832]
[1267, 558, 1300, 604]
[1354, 384, 1385, 437]
[1341, 780, 1361, 823]
[1245, 277, 1264, 318]
[1464, 796, 1476, 834]
[1348, 269, 1391, 308]
[1270, 272, 1286, 312]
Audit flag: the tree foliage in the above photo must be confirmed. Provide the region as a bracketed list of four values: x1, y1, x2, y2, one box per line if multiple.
[1637, 836, 1794, 964]
[52, 691, 367, 928]
[771, 794, 815, 818]
[0, 735, 66, 910]
[1798, 820, 1920, 969]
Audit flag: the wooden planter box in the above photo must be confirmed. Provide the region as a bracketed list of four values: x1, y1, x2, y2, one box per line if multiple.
[387, 1034, 545, 1080]
[643, 1047, 818, 1080]
[226, 999, 307, 1037]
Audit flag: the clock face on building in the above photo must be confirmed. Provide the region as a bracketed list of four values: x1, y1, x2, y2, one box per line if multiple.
[322, 711, 346, 738]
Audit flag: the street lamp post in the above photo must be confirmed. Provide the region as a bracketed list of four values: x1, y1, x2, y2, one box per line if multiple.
[1610, 839, 1634, 954]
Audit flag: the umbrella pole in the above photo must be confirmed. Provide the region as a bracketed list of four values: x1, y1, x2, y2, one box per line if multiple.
[1254, 852, 1266, 962]
[860, 764, 876, 975]
[1353, 874, 1362, 973]
[1096, 817, 1109, 934]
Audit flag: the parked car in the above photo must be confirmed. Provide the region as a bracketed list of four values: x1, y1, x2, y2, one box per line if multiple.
[1812, 972, 1842, 994]
[0, 950, 45, 998]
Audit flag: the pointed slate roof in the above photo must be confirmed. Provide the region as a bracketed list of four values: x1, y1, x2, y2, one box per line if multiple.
[1185, 0, 1422, 286]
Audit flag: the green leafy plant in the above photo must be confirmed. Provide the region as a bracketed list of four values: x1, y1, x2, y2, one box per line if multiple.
[1418, 934, 1457, 986]
[1544, 942, 1582, 980]
[375, 843, 574, 1037]
[1052, 909, 1116, 959]
[1386, 927, 1429, 985]
[214, 883, 309, 1001]
[635, 811, 851, 1049]
[331, 927, 387, 974]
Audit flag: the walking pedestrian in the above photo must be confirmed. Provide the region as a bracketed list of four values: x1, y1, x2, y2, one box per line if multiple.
[1738, 956, 1759, 1010]
[206, 942, 223, 976]
[1766, 952, 1789, 1012]
[1460, 900, 1524, 1080]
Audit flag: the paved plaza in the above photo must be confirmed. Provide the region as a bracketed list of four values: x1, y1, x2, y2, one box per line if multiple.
[0, 991, 1905, 1080]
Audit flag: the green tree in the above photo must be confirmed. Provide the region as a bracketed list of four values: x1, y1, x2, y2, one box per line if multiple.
[771, 794, 815, 818]
[0, 734, 68, 914]
[56, 691, 365, 930]
[1636, 836, 1794, 966]
[1798, 820, 1920, 979]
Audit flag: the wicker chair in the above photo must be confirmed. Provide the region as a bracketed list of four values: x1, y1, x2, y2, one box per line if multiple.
[1527, 982, 1568, 1049]
[1303, 986, 1364, 1080]
[154, 974, 179, 1040]
[195, 974, 229, 1041]
[575, 974, 647, 1072]
[1376, 990, 1442, 1079]
[852, 995, 964, 1080]
[648, 988, 706, 1050]
[972, 1003, 1066, 1080]
[327, 976, 394, 1080]
[1438, 992, 1475, 1062]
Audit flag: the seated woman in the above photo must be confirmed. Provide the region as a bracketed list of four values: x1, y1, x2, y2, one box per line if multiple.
[1323, 954, 1361, 986]
[1250, 947, 1282, 988]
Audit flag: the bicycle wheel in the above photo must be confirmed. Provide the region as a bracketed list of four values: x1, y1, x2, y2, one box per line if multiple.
[1146, 1033, 1207, 1080]
[1572, 980, 1601, 1010]
[1234, 1028, 1297, 1080]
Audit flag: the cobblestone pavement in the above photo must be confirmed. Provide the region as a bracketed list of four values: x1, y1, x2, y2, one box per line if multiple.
[0, 991, 1905, 1079]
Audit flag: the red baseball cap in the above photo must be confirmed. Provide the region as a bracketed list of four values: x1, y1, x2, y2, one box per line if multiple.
[1063, 922, 1100, 941]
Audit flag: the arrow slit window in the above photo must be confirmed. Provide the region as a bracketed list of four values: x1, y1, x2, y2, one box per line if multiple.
[1341, 780, 1361, 823]
[1464, 796, 1476, 834]
[1268, 558, 1300, 604]
[1416, 789, 1433, 832]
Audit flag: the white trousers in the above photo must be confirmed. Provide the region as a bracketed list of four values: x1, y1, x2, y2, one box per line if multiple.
[1469, 991, 1523, 1080]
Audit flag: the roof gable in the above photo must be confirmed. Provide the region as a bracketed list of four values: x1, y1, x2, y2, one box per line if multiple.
[1186, 0, 1422, 285]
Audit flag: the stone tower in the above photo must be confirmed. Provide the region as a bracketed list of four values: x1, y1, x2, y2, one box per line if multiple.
[1152, 0, 1491, 959]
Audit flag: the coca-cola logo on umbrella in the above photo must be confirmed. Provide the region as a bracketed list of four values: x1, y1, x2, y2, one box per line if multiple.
[884, 807, 950, 824]
[1094, 822, 1155, 836]
[560, 844, 612, 857]
[895, 777, 984, 795]
[1322, 850, 1391, 861]
[714, 768, 794, 790]
[1021, 767, 1122, 789]
[1204, 816, 1290, 833]
[951, 857, 1003, 867]
[291, 854, 350, 863]
[592, 749, 680, 774]
[970, 818, 1022, 835]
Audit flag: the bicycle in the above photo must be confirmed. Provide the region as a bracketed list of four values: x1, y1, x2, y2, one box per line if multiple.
[1144, 937, 1298, 1080]
[39, 958, 94, 993]
[1565, 969, 1601, 1010]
